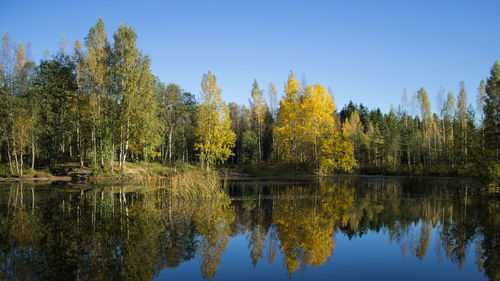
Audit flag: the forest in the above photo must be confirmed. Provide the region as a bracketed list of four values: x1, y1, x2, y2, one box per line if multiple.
[0, 19, 499, 183]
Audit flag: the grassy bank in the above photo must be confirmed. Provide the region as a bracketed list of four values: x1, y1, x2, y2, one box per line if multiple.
[0, 161, 214, 183]
[0, 161, 227, 200]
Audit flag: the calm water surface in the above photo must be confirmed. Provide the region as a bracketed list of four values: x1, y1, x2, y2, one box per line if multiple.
[0, 176, 498, 281]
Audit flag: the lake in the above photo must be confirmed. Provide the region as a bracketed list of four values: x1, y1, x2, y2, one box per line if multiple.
[0, 176, 497, 281]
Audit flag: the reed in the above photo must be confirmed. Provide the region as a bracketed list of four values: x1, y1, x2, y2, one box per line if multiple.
[168, 170, 223, 199]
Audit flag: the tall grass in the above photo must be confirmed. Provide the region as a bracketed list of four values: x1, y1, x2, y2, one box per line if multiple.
[127, 162, 225, 199]
[168, 170, 223, 199]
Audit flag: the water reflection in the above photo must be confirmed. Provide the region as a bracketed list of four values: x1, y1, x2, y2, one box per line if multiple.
[0, 184, 234, 280]
[272, 182, 353, 277]
[0, 177, 498, 281]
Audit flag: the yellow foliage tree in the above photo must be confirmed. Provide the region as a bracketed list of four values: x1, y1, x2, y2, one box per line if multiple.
[275, 72, 356, 173]
[320, 124, 357, 173]
[195, 71, 236, 170]
[274, 71, 301, 162]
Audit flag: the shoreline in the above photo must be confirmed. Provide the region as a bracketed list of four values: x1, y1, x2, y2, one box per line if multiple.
[0, 162, 485, 184]
[0, 170, 481, 183]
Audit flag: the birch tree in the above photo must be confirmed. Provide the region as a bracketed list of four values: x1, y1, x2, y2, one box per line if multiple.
[249, 79, 266, 161]
[84, 18, 111, 169]
[112, 24, 139, 169]
[195, 71, 235, 170]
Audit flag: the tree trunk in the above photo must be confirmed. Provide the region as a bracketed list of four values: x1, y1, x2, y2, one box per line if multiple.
[20, 152, 23, 177]
[258, 126, 262, 162]
[314, 135, 318, 172]
[31, 136, 35, 170]
[451, 124, 455, 167]
[92, 125, 97, 167]
[272, 135, 276, 162]
[100, 141, 104, 168]
[443, 118, 447, 165]
[13, 141, 19, 176]
[83, 142, 87, 168]
[110, 141, 114, 172]
[407, 150, 411, 173]
[161, 142, 165, 164]
[7, 140, 13, 175]
[119, 126, 123, 168]
[428, 132, 431, 167]
[77, 126, 83, 167]
[464, 123, 467, 164]
[122, 117, 130, 168]
[481, 119, 484, 152]
[434, 127, 437, 166]
[168, 125, 173, 163]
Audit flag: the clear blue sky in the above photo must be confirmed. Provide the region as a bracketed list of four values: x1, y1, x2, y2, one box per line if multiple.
[1, 0, 499, 113]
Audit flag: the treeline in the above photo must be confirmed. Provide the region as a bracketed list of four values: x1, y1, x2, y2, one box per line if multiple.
[1, 19, 499, 181]
[0, 19, 199, 176]
[230, 68, 500, 180]
[228, 75, 356, 174]
[339, 77, 499, 180]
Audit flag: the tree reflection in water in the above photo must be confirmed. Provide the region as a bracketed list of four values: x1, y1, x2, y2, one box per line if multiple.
[272, 182, 354, 277]
[0, 184, 235, 281]
[0, 177, 498, 281]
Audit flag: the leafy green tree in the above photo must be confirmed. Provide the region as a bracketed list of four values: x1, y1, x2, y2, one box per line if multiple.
[417, 87, 432, 166]
[0, 33, 15, 174]
[130, 54, 160, 162]
[484, 61, 500, 158]
[72, 40, 87, 167]
[241, 130, 258, 165]
[477, 80, 487, 151]
[384, 108, 401, 168]
[84, 18, 111, 169]
[112, 24, 139, 168]
[483, 61, 500, 182]
[178, 92, 198, 163]
[112, 24, 159, 166]
[344, 110, 366, 164]
[16, 43, 37, 167]
[157, 83, 188, 163]
[249, 79, 267, 162]
[11, 108, 33, 176]
[36, 54, 76, 166]
[228, 103, 252, 165]
[457, 82, 468, 164]
[10, 43, 39, 174]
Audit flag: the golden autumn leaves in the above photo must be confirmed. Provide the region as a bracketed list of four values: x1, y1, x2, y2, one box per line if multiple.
[274, 72, 356, 173]
[195, 71, 356, 173]
[194, 71, 356, 173]
[195, 71, 236, 171]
